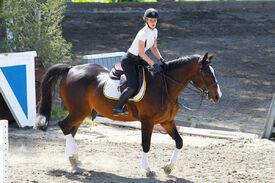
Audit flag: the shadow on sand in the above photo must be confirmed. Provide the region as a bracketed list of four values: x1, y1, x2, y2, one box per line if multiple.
[48, 169, 194, 183]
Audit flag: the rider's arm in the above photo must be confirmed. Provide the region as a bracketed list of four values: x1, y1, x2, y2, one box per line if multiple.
[150, 39, 162, 61]
[138, 40, 155, 66]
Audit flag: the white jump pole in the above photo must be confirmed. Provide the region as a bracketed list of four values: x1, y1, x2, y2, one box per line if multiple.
[0, 120, 8, 183]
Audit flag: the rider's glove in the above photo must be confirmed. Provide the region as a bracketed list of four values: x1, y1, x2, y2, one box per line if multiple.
[159, 58, 168, 71]
[149, 62, 163, 74]
[159, 58, 166, 64]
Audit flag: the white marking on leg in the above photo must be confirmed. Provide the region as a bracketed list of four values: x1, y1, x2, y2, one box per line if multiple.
[36, 114, 46, 124]
[164, 148, 181, 175]
[65, 134, 79, 158]
[34, 114, 47, 129]
[141, 152, 150, 170]
[169, 148, 181, 164]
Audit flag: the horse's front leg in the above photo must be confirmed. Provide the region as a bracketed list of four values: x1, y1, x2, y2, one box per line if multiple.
[141, 121, 156, 177]
[160, 120, 183, 175]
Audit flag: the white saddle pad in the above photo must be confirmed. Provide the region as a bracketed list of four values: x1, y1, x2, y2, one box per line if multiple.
[103, 71, 146, 102]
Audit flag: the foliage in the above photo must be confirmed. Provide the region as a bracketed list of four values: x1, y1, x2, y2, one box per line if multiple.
[72, 0, 158, 2]
[0, 0, 72, 66]
[71, 0, 228, 2]
[51, 104, 99, 125]
[51, 104, 68, 121]
[83, 117, 100, 126]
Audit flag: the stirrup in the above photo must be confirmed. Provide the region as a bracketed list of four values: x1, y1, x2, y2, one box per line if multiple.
[112, 107, 128, 116]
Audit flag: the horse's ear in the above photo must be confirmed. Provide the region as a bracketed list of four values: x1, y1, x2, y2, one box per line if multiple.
[202, 52, 208, 64]
[209, 55, 214, 61]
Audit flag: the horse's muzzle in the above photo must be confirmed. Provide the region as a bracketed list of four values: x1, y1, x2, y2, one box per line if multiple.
[207, 92, 221, 104]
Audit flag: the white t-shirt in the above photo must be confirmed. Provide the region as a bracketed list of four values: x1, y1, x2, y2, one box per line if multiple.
[128, 25, 158, 56]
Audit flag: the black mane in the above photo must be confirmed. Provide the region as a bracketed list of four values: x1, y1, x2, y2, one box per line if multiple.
[166, 55, 201, 70]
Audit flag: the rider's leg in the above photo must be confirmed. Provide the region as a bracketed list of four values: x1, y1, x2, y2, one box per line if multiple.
[112, 54, 138, 116]
[112, 87, 136, 115]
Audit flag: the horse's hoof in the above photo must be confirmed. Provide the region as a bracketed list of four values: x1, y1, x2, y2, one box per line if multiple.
[76, 160, 83, 167]
[70, 166, 85, 174]
[163, 163, 175, 175]
[146, 169, 157, 177]
[69, 155, 83, 167]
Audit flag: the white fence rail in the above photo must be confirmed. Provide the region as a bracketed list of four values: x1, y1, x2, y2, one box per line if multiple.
[83, 52, 125, 70]
[0, 120, 8, 183]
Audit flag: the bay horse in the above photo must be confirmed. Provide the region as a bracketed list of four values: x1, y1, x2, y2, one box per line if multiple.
[35, 53, 222, 177]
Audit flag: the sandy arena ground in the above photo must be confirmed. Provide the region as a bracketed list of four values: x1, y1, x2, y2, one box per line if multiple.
[9, 124, 275, 183]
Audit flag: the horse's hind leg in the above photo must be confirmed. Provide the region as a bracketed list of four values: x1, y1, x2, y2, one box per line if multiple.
[58, 115, 86, 173]
[71, 124, 80, 137]
[68, 124, 84, 173]
[160, 120, 183, 175]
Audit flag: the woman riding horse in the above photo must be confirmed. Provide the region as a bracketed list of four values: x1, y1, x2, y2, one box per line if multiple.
[113, 8, 165, 116]
[35, 51, 222, 177]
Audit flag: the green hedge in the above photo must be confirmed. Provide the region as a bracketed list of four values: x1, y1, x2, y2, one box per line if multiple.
[1, 0, 72, 66]
[72, 0, 158, 2]
[51, 104, 68, 121]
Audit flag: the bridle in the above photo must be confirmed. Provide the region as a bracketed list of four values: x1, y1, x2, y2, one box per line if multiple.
[160, 64, 218, 111]
[197, 65, 218, 96]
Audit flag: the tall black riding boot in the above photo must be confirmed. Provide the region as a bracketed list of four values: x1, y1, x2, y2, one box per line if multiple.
[112, 87, 135, 116]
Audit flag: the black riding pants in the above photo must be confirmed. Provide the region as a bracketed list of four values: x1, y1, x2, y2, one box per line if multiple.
[121, 52, 148, 92]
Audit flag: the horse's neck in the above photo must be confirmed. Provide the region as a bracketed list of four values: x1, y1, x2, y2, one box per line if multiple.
[165, 61, 198, 100]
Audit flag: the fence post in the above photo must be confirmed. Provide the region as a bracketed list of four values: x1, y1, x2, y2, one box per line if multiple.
[262, 93, 275, 138]
[0, 120, 8, 183]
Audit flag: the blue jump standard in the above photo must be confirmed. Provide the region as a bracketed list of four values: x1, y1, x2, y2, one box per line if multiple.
[0, 65, 28, 118]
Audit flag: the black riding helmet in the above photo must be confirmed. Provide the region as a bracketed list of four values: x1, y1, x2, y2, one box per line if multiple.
[143, 8, 159, 19]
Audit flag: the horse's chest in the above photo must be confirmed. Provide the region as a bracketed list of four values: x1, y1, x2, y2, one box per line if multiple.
[169, 102, 180, 118]
[158, 102, 180, 122]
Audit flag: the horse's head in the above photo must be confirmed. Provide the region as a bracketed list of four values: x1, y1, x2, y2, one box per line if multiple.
[191, 53, 222, 103]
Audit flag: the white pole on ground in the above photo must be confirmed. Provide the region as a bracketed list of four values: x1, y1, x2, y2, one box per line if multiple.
[0, 120, 8, 183]
[95, 117, 259, 140]
[262, 93, 275, 139]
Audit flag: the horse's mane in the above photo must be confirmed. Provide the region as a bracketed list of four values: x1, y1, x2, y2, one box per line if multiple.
[166, 55, 201, 70]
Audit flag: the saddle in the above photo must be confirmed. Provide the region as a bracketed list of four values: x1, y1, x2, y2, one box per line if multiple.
[103, 63, 146, 101]
[109, 63, 144, 94]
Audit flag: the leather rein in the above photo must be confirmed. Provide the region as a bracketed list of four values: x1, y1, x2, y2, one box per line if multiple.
[160, 66, 218, 111]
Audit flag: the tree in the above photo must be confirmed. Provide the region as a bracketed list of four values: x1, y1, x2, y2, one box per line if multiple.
[0, 0, 72, 66]
[0, 0, 7, 51]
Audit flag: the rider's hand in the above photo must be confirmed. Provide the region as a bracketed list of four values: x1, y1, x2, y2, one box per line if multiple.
[159, 58, 167, 64]
[159, 58, 168, 70]
[149, 62, 163, 74]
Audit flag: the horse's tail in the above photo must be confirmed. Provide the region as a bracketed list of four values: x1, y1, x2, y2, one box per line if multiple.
[34, 64, 72, 131]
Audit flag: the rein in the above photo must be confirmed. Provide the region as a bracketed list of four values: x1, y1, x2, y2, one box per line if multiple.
[161, 73, 205, 111]
[160, 66, 218, 111]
